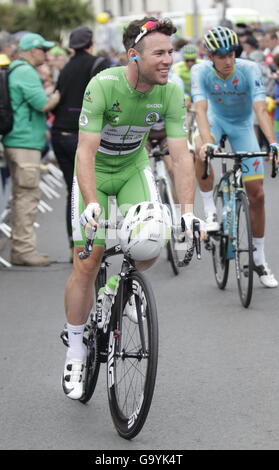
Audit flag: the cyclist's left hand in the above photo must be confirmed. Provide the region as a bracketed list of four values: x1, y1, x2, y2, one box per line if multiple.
[269, 143, 279, 164]
[181, 212, 206, 241]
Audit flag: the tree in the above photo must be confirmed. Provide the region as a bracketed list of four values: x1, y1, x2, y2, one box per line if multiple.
[0, 0, 94, 40]
[0, 4, 34, 33]
[33, 0, 94, 40]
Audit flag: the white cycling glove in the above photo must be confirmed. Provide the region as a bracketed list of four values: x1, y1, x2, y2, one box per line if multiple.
[80, 202, 102, 237]
[181, 212, 206, 238]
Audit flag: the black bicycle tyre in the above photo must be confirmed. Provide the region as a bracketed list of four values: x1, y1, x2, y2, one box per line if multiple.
[158, 179, 180, 276]
[235, 192, 253, 308]
[212, 185, 230, 289]
[79, 325, 101, 404]
[107, 270, 158, 440]
[79, 268, 106, 404]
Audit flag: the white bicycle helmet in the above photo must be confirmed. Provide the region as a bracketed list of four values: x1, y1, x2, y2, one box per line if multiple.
[118, 201, 171, 261]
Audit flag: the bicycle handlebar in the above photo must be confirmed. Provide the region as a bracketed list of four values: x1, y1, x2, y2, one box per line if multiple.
[202, 148, 277, 180]
[79, 219, 202, 264]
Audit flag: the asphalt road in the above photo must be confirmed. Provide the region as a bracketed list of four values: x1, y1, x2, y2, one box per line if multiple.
[1, 160, 279, 450]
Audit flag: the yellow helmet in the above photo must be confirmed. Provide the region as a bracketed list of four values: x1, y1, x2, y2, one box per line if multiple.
[0, 53, 11, 67]
[96, 12, 110, 24]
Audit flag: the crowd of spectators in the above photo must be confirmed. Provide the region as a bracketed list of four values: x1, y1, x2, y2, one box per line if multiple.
[0, 19, 279, 266]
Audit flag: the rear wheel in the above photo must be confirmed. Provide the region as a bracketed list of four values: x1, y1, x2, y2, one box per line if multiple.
[79, 319, 100, 404]
[107, 271, 158, 439]
[211, 185, 230, 289]
[235, 192, 253, 308]
[79, 266, 106, 403]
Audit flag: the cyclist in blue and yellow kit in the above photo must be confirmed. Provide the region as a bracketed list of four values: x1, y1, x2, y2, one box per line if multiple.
[192, 26, 279, 288]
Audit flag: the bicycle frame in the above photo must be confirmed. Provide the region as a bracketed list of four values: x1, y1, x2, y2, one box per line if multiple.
[96, 244, 149, 362]
[149, 144, 179, 233]
[218, 161, 245, 260]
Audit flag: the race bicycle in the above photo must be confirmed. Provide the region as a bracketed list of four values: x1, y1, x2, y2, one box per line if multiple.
[149, 140, 200, 275]
[203, 135, 277, 308]
[61, 216, 201, 439]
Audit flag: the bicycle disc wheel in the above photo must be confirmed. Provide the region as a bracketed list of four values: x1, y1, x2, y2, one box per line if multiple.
[212, 186, 230, 289]
[158, 179, 179, 276]
[235, 192, 253, 308]
[79, 320, 100, 404]
[107, 271, 158, 439]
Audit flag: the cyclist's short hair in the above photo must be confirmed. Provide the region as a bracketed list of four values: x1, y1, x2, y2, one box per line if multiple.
[123, 17, 177, 52]
[274, 53, 279, 68]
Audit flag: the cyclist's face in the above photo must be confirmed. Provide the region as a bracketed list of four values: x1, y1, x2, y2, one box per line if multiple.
[185, 58, 196, 69]
[211, 51, 235, 78]
[138, 33, 173, 85]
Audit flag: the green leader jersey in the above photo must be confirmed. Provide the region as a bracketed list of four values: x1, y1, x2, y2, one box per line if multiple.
[72, 66, 187, 246]
[78, 66, 187, 172]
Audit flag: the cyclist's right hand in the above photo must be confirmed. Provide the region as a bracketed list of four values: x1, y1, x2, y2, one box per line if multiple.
[200, 143, 219, 160]
[181, 212, 206, 241]
[79, 202, 102, 237]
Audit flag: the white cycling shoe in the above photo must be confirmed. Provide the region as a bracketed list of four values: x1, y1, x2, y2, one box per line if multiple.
[62, 358, 86, 400]
[124, 296, 138, 324]
[253, 262, 278, 288]
[205, 212, 220, 232]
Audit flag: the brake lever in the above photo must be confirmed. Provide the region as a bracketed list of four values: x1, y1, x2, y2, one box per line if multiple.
[178, 219, 201, 266]
[271, 148, 278, 178]
[79, 226, 97, 260]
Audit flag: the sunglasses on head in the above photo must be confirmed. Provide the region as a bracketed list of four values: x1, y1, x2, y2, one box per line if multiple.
[36, 47, 48, 52]
[134, 20, 161, 46]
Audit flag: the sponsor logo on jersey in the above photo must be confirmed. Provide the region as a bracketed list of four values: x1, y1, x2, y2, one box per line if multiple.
[145, 111, 161, 125]
[232, 76, 239, 90]
[146, 104, 163, 109]
[82, 107, 92, 113]
[99, 75, 119, 81]
[79, 114, 89, 127]
[84, 91, 93, 102]
[214, 84, 221, 91]
[110, 101, 122, 112]
[253, 159, 260, 172]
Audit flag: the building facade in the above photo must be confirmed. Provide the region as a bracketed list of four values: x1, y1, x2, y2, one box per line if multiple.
[0, 0, 278, 23]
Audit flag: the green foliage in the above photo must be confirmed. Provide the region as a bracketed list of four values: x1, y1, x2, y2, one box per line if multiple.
[33, 0, 94, 39]
[0, 0, 94, 40]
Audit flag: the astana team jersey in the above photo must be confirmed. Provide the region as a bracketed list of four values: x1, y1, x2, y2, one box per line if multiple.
[190, 58, 267, 181]
[190, 58, 266, 123]
[72, 66, 187, 246]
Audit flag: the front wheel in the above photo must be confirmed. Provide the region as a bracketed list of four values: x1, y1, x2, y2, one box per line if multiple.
[211, 185, 230, 289]
[235, 192, 253, 308]
[107, 271, 158, 439]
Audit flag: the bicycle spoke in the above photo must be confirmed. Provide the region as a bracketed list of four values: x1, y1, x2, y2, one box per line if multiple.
[108, 271, 158, 439]
[235, 194, 253, 307]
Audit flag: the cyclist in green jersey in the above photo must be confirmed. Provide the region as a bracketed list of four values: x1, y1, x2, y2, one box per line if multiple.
[62, 17, 205, 400]
[172, 44, 202, 109]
